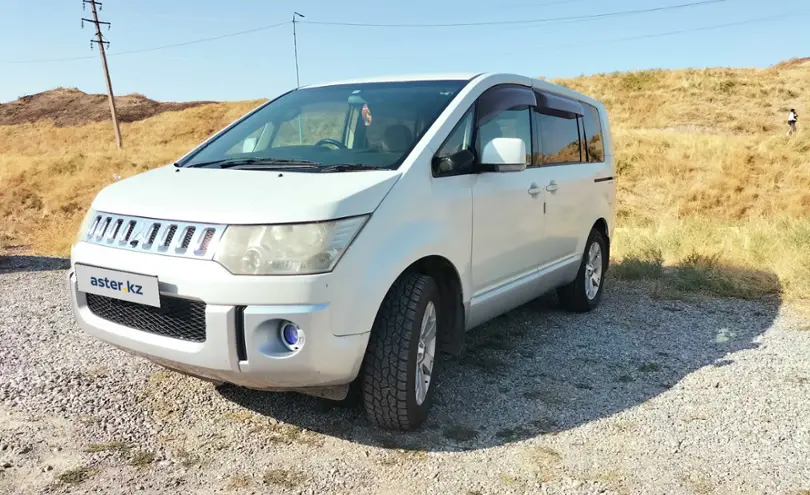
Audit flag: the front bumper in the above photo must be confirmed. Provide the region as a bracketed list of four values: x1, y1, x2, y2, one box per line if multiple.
[66, 246, 370, 392]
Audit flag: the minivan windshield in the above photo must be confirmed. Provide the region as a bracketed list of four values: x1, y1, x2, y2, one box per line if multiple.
[181, 80, 468, 171]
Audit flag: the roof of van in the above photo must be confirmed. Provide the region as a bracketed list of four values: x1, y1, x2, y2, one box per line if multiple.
[302, 73, 481, 88]
[300, 73, 603, 109]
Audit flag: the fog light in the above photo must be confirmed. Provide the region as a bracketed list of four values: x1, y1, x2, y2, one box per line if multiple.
[280, 321, 304, 351]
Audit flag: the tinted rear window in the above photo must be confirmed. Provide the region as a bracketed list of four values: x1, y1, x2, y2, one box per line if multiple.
[536, 112, 582, 165]
[582, 103, 604, 162]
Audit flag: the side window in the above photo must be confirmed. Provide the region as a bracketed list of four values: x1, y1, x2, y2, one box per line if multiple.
[433, 108, 475, 176]
[225, 124, 273, 156]
[531, 110, 543, 167]
[475, 108, 532, 166]
[582, 103, 604, 162]
[535, 112, 582, 165]
[436, 109, 474, 159]
[577, 117, 587, 161]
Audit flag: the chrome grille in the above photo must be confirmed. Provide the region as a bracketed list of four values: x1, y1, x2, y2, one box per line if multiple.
[180, 226, 196, 249]
[82, 213, 226, 260]
[198, 228, 215, 252]
[161, 224, 177, 247]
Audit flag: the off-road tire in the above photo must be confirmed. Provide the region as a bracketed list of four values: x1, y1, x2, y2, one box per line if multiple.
[361, 273, 441, 431]
[557, 228, 608, 313]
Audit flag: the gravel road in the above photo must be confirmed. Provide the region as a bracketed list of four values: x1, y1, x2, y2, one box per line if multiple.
[1, 255, 809, 494]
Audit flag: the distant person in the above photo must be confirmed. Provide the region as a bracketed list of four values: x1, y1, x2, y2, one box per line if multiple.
[787, 109, 798, 136]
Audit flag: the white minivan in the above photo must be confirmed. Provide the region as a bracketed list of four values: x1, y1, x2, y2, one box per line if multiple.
[68, 73, 615, 430]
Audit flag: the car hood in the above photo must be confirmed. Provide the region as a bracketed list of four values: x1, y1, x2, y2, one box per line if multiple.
[91, 165, 401, 224]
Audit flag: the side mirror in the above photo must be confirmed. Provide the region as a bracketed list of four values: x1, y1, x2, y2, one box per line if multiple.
[432, 149, 475, 175]
[478, 137, 527, 172]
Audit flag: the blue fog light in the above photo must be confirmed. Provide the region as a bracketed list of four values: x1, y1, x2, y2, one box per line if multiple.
[282, 324, 299, 345]
[280, 322, 304, 351]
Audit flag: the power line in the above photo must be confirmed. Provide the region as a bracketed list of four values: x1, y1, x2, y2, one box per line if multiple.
[82, 0, 122, 149]
[109, 21, 290, 56]
[346, 10, 800, 63]
[0, 1, 730, 65]
[2, 20, 290, 64]
[0, 0, 766, 67]
[556, 10, 807, 49]
[300, 0, 728, 28]
[2, 53, 95, 65]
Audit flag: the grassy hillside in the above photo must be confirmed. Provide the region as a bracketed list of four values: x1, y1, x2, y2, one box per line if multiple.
[0, 99, 262, 251]
[556, 61, 810, 300]
[2, 60, 809, 299]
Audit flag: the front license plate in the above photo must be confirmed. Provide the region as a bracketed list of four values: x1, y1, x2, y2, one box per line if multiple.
[75, 264, 161, 308]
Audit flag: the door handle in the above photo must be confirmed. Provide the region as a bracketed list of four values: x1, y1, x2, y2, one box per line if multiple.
[545, 180, 558, 193]
[528, 183, 543, 196]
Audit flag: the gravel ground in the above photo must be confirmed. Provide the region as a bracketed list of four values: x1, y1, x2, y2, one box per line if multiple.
[1, 255, 809, 494]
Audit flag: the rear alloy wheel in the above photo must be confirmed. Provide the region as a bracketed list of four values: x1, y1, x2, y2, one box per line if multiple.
[584, 241, 604, 300]
[557, 228, 608, 312]
[361, 273, 441, 430]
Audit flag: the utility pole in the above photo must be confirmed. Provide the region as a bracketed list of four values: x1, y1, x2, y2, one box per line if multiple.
[292, 12, 305, 88]
[82, 0, 122, 149]
[292, 12, 305, 143]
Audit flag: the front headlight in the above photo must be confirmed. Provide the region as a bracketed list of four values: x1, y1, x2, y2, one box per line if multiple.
[213, 215, 369, 275]
[73, 208, 97, 246]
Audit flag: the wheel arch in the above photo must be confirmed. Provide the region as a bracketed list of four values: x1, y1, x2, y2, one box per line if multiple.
[400, 255, 466, 356]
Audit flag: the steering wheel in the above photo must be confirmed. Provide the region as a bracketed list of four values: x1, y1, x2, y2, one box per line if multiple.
[314, 138, 347, 149]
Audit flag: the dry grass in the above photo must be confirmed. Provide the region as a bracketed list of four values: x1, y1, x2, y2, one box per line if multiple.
[263, 468, 305, 489]
[84, 441, 131, 454]
[226, 473, 252, 490]
[561, 61, 810, 300]
[57, 466, 97, 484]
[129, 450, 155, 468]
[557, 63, 809, 135]
[1, 61, 809, 299]
[0, 100, 262, 254]
[611, 217, 810, 299]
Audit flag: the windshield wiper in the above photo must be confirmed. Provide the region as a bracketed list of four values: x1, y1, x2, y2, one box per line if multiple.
[181, 158, 382, 172]
[318, 164, 383, 173]
[183, 158, 322, 169]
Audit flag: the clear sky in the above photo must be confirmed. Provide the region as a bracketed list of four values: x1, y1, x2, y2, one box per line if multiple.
[1, 0, 807, 103]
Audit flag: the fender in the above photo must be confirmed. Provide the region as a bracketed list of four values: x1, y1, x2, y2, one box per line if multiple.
[328, 215, 471, 338]
[575, 203, 613, 256]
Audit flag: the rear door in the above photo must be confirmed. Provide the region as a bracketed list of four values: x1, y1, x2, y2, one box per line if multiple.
[532, 94, 601, 266]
